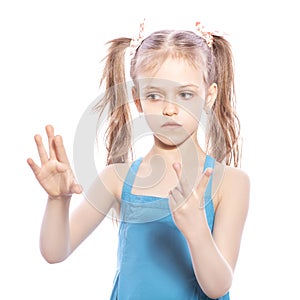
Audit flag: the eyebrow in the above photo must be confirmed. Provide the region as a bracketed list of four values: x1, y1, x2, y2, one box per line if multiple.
[141, 84, 201, 91]
[176, 84, 201, 89]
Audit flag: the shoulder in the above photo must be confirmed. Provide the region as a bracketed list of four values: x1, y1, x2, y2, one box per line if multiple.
[215, 164, 250, 212]
[98, 161, 132, 200]
[222, 165, 250, 190]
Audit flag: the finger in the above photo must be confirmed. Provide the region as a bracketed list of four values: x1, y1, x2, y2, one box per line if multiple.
[171, 187, 183, 202]
[54, 135, 70, 164]
[168, 191, 175, 206]
[168, 190, 177, 210]
[172, 162, 181, 179]
[172, 162, 192, 198]
[46, 125, 56, 159]
[195, 167, 213, 197]
[27, 158, 40, 176]
[169, 187, 185, 210]
[34, 134, 48, 164]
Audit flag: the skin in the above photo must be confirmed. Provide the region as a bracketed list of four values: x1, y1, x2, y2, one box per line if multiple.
[27, 57, 249, 299]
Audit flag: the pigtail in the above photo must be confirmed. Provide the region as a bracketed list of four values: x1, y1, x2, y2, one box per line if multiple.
[94, 38, 132, 165]
[210, 36, 241, 167]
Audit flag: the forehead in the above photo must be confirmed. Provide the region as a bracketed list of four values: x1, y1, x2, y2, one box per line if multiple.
[136, 57, 205, 88]
[137, 78, 202, 93]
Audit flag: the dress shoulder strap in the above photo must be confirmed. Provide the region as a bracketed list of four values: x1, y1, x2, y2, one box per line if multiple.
[203, 155, 215, 202]
[121, 157, 143, 198]
[203, 155, 216, 231]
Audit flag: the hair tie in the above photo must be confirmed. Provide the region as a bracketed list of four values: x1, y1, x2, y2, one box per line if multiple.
[194, 21, 226, 48]
[129, 18, 146, 57]
[129, 19, 226, 58]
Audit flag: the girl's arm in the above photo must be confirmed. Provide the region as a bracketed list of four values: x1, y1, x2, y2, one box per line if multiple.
[169, 164, 250, 299]
[39, 168, 117, 263]
[28, 125, 118, 263]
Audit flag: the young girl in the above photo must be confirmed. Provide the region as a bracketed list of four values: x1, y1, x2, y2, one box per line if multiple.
[27, 20, 249, 300]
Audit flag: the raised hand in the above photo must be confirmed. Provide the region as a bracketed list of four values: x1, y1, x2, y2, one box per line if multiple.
[27, 125, 82, 200]
[168, 162, 212, 237]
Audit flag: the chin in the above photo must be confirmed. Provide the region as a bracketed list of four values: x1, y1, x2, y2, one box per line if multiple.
[154, 133, 191, 148]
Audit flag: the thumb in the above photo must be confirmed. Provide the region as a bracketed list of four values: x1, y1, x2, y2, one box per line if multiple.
[71, 182, 83, 194]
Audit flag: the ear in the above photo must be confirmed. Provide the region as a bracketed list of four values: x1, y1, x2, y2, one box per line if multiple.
[205, 83, 218, 111]
[132, 86, 143, 113]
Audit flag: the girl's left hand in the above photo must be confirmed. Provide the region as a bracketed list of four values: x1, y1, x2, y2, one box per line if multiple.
[168, 162, 213, 238]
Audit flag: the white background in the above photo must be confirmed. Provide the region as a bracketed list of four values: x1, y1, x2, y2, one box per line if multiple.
[1, 0, 299, 299]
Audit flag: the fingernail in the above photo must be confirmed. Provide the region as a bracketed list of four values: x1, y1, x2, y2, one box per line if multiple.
[173, 162, 181, 169]
[204, 168, 213, 176]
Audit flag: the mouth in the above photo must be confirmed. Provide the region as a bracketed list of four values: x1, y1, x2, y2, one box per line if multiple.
[161, 121, 182, 128]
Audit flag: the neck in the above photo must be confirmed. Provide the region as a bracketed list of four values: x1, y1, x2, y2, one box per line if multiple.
[146, 133, 206, 166]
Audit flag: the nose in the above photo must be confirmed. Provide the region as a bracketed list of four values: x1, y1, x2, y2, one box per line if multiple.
[163, 101, 178, 116]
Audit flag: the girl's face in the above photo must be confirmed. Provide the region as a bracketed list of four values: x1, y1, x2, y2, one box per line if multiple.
[133, 57, 216, 147]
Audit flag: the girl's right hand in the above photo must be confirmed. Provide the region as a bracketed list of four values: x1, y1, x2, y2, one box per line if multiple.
[27, 125, 82, 200]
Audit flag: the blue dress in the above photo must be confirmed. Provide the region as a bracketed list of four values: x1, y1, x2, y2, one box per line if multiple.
[110, 155, 230, 300]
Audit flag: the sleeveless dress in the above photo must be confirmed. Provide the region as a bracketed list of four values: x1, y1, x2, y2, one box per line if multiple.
[109, 155, 230, 300]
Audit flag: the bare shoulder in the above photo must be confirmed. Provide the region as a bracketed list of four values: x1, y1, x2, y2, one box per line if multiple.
[98, 161, 132, 200]
[222, 166, 250, 192]
[217, 164, 250, 210]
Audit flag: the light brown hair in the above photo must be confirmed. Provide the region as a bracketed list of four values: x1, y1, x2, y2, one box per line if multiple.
[95, 30, 241, 167]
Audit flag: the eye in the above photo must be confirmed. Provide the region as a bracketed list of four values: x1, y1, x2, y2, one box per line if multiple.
[179, 91, 194, 100]
[146, 93, 163, 101]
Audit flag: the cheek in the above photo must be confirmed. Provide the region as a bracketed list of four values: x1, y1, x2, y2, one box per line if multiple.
[140, 100, 159, 114]
[179, 100, 203, 122]
[182, 114, 199, 133]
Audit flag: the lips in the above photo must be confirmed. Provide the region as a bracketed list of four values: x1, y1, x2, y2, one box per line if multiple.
[161, 121, 182, 128]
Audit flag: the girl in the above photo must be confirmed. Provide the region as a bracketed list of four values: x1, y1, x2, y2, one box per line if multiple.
[27, 21, 250, 300]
